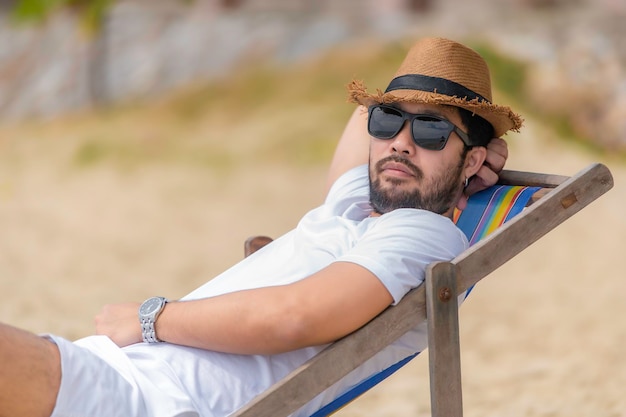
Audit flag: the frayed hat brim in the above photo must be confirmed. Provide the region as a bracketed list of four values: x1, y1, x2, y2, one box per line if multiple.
[347, 79, 523, 137]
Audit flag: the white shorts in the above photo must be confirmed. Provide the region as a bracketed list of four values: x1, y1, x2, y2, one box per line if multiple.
[46, 334, 199, 417]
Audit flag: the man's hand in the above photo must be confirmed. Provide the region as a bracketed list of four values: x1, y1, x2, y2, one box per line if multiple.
[457, 137, 509, 211]
[95, 302, 142, 347]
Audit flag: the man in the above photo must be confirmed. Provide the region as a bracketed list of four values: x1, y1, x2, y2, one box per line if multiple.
[0, 37, 520, 417]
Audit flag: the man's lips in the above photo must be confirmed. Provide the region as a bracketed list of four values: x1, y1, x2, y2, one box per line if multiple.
[380, 161, 416, 178]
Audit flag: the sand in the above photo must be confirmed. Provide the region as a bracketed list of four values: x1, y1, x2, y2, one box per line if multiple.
[0, 114, 624, 416]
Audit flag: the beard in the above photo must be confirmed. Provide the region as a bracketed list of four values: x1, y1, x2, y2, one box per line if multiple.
[369, 154, 465, 215]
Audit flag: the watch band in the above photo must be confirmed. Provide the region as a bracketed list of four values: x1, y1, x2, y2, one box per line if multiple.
[139, 296, 168, 343]
[140, 317, 162, 343]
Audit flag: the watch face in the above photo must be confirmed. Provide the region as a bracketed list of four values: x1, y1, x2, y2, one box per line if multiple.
[140, 297, 164, 316]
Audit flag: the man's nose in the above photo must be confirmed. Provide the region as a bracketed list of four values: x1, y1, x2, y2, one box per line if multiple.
[390, 123, 415, 155]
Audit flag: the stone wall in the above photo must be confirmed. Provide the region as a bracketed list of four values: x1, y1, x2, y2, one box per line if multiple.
[0, 0, 624, 148]
[0, 0, 423, 119]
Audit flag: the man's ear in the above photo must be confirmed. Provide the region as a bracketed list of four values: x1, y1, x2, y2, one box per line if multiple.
[463, 146, 487, 179]
[455, 147, 487, 212]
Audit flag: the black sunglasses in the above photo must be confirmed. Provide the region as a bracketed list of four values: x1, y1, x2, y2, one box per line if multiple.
[367, 104, 471, 151]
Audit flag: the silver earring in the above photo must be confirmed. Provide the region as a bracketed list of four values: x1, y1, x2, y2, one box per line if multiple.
[464, 177, 469, 188]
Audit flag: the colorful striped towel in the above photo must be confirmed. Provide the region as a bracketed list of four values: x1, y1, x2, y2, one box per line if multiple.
[454, 185, 540, 244]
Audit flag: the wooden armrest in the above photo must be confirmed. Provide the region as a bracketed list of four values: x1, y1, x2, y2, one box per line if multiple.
[244, 236, 274, 257]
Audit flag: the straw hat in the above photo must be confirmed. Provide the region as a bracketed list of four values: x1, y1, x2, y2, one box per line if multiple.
[347, 37, 523, 137]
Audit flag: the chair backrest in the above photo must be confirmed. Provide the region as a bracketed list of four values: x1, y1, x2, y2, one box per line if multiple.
[233, 163, 613, 417]
[307, 184, 540, 417]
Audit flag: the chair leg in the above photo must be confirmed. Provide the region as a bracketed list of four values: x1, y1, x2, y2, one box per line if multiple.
[425, 262, 463, 417]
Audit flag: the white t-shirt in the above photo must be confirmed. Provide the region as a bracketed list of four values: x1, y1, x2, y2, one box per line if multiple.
[76, 164, 468, 417]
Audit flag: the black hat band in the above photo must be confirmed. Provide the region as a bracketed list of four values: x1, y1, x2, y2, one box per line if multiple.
[385, 74, 491, 104]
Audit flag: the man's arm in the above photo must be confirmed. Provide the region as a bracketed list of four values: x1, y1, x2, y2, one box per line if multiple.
[325, 106, 370, 193]
[96, 261, 393, 355]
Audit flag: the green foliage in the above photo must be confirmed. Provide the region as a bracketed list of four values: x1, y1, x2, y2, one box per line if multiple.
[73, 136, 236, 171]
[11, 0, 113, 32]
[471, 43, 528, 99]
[11, 0, 65, 22]
[72, 0, 112, 32]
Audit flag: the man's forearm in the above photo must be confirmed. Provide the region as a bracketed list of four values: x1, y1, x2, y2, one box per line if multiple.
[155, 287, 311, 355]
[96, 286, 307, 354]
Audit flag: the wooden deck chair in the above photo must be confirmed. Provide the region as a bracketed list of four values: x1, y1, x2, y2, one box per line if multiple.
[236, 163, 613, 417]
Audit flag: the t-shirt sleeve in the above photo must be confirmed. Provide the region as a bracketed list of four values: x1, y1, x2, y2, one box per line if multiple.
[337, 208, 468, 305]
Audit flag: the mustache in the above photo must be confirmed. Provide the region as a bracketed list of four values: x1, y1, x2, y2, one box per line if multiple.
[375, 155, 423, 178]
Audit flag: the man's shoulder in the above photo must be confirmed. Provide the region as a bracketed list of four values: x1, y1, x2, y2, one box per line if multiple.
[371, 209, 468, 250]
[374, 208, 452, 228]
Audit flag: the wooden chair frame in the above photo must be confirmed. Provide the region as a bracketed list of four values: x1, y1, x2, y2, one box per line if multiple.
[233, 163, 614, 417]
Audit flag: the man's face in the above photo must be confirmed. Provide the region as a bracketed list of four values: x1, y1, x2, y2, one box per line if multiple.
[368, 102, 468, 216]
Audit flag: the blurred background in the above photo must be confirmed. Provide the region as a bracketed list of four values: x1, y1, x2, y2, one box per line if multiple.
[0, 1, 625, 416]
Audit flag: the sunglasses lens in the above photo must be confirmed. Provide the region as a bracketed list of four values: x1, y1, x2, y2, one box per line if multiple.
[411, 117, 453, 150]
[368, 106, 404, 139]
[368, 106, 458, 151]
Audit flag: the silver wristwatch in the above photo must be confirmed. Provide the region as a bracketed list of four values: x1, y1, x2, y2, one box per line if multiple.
[138, 296, 168, 343]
